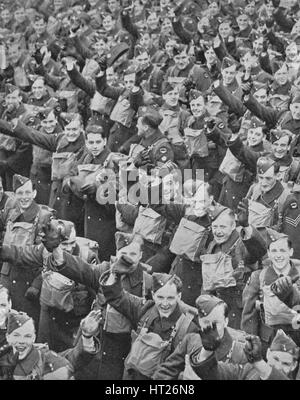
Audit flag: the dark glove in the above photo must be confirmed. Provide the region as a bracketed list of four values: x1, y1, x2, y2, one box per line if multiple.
[33, 48, 45, 65]
[41, 219, 67, 252]
[271, 275, 299, 300]
[244, 335, 263, 363]
[34, 64, 46, 76]
[0, 345, 18, 380]
[133, 150, 151, 167]
[98, 55, 107, 72]
[135, 68, 147, 87]
[24, 286, 40, 301]
[204, 117, 217, 131]
[271, 0, 280, 8]
[183, 78, 196, 91]
[111, 254, 138, 275]
[237, 198, 249, 227]
[80, 182, 96, 195]
[199, 320, 221, 351]
[241, 79, 253, 95]
[262, 39, 269, 53]
[265, 18, 274, 29]
[228, 113, 241, 133]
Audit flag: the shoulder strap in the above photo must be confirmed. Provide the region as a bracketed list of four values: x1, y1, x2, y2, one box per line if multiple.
[142, 271, 152, 301]
[172, 312, 194, 349]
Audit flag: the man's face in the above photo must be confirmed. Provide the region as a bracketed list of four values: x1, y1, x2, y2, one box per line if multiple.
[116, 242, 142, 266]
[237, 14, 249, 31]
[136, 51, 150, 70]
[198, 304, 228, 338]
[253, 89, 268, 105]
[7, 45, 21, 65]
[54, 0, 64, 10]
[15, 180, 36, 211]
[163, 88, 180, 107]
[190, 97, 205, 117]
[162, 174, 180, 201]
[32, 79, 46, 100]
[103, 15, 115, 32]
[286, 43, 298, 62]
[218, 22, 231, 39]
[86, 133, 106, 157]
[268, 238, 293, 272]
[222, 66, 236, 86]
[257, 166, 277, 193]
[41, 112, 57, 134]
[267, 350, 297, 377]
[165, 40, 176, 57]
[14, 8, 26, 23]
[108, 0, 119, 13]
[275, 69, 289, 86]
[124, 73, 136, 90]
[147, 13, 159, 30]
[245, 2, 255, 15]
[212, 212, 235, 244]
[140, 34, 152, 49]
[161, 18, 173, 35]
[174, 51, 189, 70]
[247, 127, 264, 147]
[187, 184, 212, 217]
[92, 39, 107, 56]
[137, 116, 149, 137]
[34, 18, 47, 35]
[205, 47, 217, 64]
[0, 290, 11, 325]
[59, 228, 77, 254]
[206, 98, 222, 116]
[153, 282, 180, 318]
[106, 67, 116, 85]
[290, 102, 300, 120]
[253, 38, 264, 55]
[6, 320, 36, 361]
[64, 119, 82, 142]
[272, 135, 290, 159]
[265, 2, 275, 17]
[208, 1, 219, 16]
[1, 9, 10, 24]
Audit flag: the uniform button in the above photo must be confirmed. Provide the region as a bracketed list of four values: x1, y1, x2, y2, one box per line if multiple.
[188, 285, 191, 289]
[26, 282, 30, 285]
[38, 180, 41, 184]
[66, 322, 69, 325]
[88, 216, 91, 220]
[57, 197, 60, 200]
[103, 352, 106, 356]
[232, 196, 235, 199]
[52, 317, 56, 321]
[232, 313, 235, 317]
[98, 218, 101, 221]
[12, 280, 16, 284]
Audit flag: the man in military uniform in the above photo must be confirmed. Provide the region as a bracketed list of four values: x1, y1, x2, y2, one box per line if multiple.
[154, 295, 248, 380]
[0, 174, 54, 326]
[242, 229, 300, 352]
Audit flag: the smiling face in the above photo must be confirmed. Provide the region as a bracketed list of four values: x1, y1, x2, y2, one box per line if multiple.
[139, 33, 152, 49]
[174, 51, 189, 70]
[161, 18, 173, 35]
[5, 90, 22, 112]
[211, 211, 235, 245]
[102, 15, 115, 32]
[14, 7, 26, 23]
[247, 127, 264, 147]
[64, 119, 82, 142]
[41, 111, 57, 134]
[272, 135, 290, 159]
[187, 183, 212, 217]
[208, 1, 219, 16]
[32, 78, 46, 100]
[268, 238, 293, 273]
[190, 96, 205, 117]
[153, 282, 180, 318]
[257, 165, 277, 193]
[0, 289, 11, 327]
[267, 350, 297, 377]
[245, 1, 255, 15]
[135, 51, 150, 69]
[275, 68, 289, 86]
[7, 319, 36, 361]
[86, 132, 106, 157]
[222, 65, 236, 86]
[124, 72, 136, 90]
[107, 0, 119, 13]
[92, 39, 107, 56]
[15, 180, 36, 211]
[34, 17, 47, 35]
[218, 22, 231, 39]
[285, 43, 298, 62]
[163, 87, 180, 107]
[1, 9, 10, 25]
[205, 47, 217, 64]
[290, 102, 300, 120]
[147, 13, 159, 30]
[165, 39, 176, 57]
[237, 14, 249, 31]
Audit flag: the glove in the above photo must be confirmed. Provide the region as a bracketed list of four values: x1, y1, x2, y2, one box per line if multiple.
[98, 55, 107, 72]
[80, 310, 102, 338]
[41, 219, 67, 252]
[204, 117, 217, 131]
[135, 69, 147, 87]
[34, 64, 46, 76]
[244, 335, 263, 363]
[33, 48, 45, 65]
[111, 254, 138, 275]
[0, 345, 18, 380]
[183, 78, 196, 91]
[133, 150, 151, 167]
[271, 275, 299, 300]
[80, 182, 96, 195]
[271, 0, 280, 8]
[237, 198, 249, 227]
[199, 320, 221, 351]
[24, 286, 40, 301]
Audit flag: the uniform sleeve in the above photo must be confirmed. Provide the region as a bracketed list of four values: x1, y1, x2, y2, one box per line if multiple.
[228, 136, 260, 173]
[95, 73, 123, 100]
[1, 244, 43, 267]
[240, 227, 267, 265]
[68, 67, 96, 98]
[190, 353, 244, 380]
[5, 141, 32, 175]
[214, 83, 246, 118]
[71, 35, 94, 61]
[243, 94, 278, 127]
[241, 270, 261, 335]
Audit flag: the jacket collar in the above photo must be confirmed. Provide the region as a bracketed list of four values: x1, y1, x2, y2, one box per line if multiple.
[125, 263, 144, 288]
[209, 229, 240, 254]
[12, 201, 40, 223]
[260, 180, 284, 205]
[14, 346, 40, 377]
[264, 261, 299, 286]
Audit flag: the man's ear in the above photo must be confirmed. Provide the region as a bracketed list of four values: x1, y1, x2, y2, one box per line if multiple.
[224, 317, 229, 328]
[289, 247, 294, 258]
[33, 189, 37, 200]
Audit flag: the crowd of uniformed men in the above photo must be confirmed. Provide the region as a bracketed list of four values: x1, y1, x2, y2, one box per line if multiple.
[1, 0, 300, 381]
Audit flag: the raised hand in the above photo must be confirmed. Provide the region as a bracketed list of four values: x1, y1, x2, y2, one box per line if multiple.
[80, 310, 102, 338]
[237, 198, 249, 227]
[199, 320, 221, 351]
[244, 335, 263, 363]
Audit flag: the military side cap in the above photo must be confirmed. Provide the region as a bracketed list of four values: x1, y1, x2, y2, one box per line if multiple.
[61, 112, 81, 125]
[270, 329, 299, 357]
[162, 81, 176, 95]
[134, 44, 147, 58]
[57, 219, 75, 240]
[189, 89, 202, 102]
[86, 124, 104, 135]
[273, 61, 288, 74]
[152, 273, 176, 293]
[5, 83, 19, 96]
[7, 310, 32, 334]
[139, 106, 163, 128]
[221, 56, 237, 71]
[269, 129, 292, 144]
[173, 43, 188, 57]
[195, 294, 224, 318]
[107, 42, 130, 67]
[291, 92, 300, 104]
[13, 174, 30, 192]
[207, 203, 229, 222]
[256, 156, 275, 174]
[182, 17, 197, 34]
[252, 81, 268, 93]
[285, 41, 297, 52]
[249, 117, 265, 129]
[265, 227, 288, 247]
[39, 108, 56, 121]
[43, 350, 71, 376]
